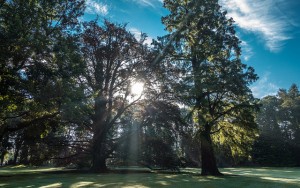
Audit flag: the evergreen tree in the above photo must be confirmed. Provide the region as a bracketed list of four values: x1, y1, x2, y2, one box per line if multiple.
[161, 0, 258, 175]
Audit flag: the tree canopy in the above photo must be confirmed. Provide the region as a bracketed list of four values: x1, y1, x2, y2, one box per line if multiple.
[160, 0, 259, 175]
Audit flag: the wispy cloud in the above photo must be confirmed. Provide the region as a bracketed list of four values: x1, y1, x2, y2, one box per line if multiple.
[129, 28, 153, 45]
[129, 0, 163, 8]
[250, 72, 279, 98]
[240, 40, 253, 61]
[221, 0, 293, 52]
[85, 0, 108, 15]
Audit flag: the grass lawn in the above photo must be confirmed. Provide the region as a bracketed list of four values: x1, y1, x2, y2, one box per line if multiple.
[0, 166, 300, 187]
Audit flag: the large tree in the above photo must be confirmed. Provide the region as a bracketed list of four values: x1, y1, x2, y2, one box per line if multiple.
[80, 20, 151, 172]
[161, 0, 258, 175]
[0, 0, 85, 164]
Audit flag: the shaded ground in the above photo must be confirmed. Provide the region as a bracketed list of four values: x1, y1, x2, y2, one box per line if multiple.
[0, 166, 300, 187]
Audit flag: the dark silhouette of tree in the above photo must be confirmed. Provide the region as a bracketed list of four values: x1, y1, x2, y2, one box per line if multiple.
[114, 100, 185, 171]
[80, 20, 150, 172]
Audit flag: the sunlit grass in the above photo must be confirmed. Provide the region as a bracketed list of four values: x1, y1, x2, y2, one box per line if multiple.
[40, 183, 63, 188]
[0, 166, 300, 187]
[0, 165, 65, 176]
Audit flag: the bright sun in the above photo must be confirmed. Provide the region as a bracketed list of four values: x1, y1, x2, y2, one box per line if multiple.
[131, 82, 144, 96]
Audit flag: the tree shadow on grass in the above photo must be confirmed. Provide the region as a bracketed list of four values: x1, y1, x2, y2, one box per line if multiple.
[1, 168, 300, 188]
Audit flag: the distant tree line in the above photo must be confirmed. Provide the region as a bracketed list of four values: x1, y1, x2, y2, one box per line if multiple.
[252, 84, 300, 166]
[0, 0, 298, 176]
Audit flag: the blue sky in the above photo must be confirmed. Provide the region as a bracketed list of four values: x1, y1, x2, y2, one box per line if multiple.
[83, 0, 300, 98]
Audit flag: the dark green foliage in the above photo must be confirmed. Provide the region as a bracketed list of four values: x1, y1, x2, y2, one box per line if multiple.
[139, 101, 184, 171]
[115, 101, 184, 171]
[160, 0, 259, 175]
[141, 138, 180, 171]
[0, 0, 85, 166]
[253, 84, 300, 166]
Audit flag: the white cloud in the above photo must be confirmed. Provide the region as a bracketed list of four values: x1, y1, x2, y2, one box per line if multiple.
[250, 72, 279, 98]
[220, 0, 292, 52]
[129, 28, 153, 45]
[130, 0, 163, 8]
[130, 0, 154, 7]
[85, 0, 108, 15]
[240, 40, 253, 61]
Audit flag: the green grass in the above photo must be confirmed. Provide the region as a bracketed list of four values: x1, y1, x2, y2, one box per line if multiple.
[0, 166, 300, 187]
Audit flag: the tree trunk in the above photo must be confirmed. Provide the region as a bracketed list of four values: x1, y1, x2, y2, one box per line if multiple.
[13, 141, 21, 165]
[20, 144, 29, 165]
[13, 148, 19, 165]
[0, 153, 4, 166]
[200, 130, 223, 176]
[91, 95, 109, 172]
[91, 147, 107, 172]
[91, 130, 108, 172]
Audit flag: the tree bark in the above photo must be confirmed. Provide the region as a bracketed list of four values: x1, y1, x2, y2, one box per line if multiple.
[91, 145, 108, 172]
[91, 124, 109, 172]
[0, 153, 4, 166]
[20, 144, 29, 165]
[200, 129, 223, 176]
[91, 95, 109, 172]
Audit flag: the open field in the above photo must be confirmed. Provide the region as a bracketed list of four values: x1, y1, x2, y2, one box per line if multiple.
[0, 166, 300, 187]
